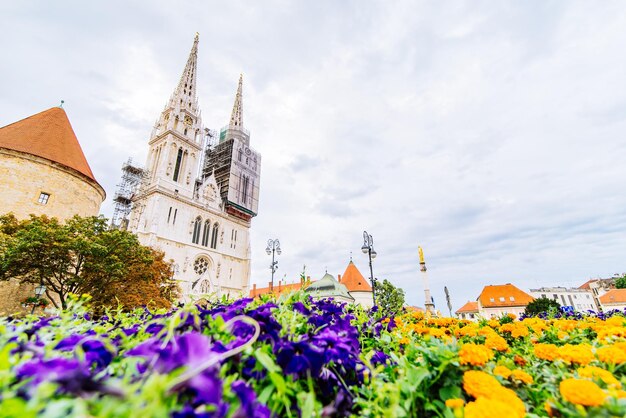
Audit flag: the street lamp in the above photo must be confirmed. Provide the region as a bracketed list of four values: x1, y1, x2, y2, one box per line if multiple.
[31, 283, 46, 315]
[265, 239, 281, 291]
[361, 231, 377, 305]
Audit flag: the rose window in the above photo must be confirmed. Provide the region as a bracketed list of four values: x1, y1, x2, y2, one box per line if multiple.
[193, 257, 209, 275]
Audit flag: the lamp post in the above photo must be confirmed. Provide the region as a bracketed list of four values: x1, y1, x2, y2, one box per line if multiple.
[265, 239, 281, 291]
[31, 283, 47, 315]
[361, 231, 377, 306]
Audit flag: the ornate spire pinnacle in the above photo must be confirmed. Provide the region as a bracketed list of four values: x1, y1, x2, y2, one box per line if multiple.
[229, 74, 243, 128]
[169, 33, 199, 107]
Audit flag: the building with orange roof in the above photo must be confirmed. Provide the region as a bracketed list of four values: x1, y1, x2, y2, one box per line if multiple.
[0, 105, 105, 315]
[456, 301, 479, 321]
[476, 283, 534, 318]
[598, 289, 626, 311]
[338, 260, 373, 308]
[0, 106, 105, 220]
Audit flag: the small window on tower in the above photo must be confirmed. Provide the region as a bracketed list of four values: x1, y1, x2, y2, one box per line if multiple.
[38, 192, 50, 204]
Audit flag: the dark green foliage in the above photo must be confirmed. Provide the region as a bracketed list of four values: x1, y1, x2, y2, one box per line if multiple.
[524, 297, 561, 316]
[376, 278, 405, 317]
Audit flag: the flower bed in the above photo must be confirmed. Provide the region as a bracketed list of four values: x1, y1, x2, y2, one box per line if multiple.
[1, 293, 626, 417]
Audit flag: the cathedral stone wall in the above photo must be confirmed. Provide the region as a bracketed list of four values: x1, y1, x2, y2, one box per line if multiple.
[0, 149, 105, 220]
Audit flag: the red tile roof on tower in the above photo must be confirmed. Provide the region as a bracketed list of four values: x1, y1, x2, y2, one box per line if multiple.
[478, 284, 534, 308]
[599, 289, 626, 305]
[0, 107, 98, 182]
[339, 261, 372, 292]
[456, 301, 479, 314]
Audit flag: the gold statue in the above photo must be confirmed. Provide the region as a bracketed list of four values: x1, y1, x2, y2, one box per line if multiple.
[418, 246, 425, 264]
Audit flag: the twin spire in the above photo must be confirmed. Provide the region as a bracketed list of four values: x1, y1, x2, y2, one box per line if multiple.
[170, 34, 244, 129]
[229, 74, 244, 129]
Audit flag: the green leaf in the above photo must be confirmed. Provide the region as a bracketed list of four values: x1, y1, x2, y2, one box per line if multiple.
[438, 385, 461, 401]
[269, 372, 287, 395]
[255, 349, 281, 373]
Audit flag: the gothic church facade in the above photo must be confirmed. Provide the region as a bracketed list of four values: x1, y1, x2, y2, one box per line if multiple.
[128, 34, 261, 300]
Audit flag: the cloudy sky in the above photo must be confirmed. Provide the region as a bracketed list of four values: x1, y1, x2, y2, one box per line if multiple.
[2, 1, 626, 312]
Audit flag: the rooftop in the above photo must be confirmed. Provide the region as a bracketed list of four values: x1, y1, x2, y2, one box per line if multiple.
[599, 289, 626, 305]
[478, 283, 534, 308]
[456, 301, 479, 314]
[339, 261, 372, 292]
[0, 107, 98, 183]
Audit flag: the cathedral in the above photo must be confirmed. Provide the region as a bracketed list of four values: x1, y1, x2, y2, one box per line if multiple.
[127, 34, 261, 301]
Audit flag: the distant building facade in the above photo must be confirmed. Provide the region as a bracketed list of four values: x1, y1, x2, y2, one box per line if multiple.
[529, 287, 596, 312]
[0, 106, 105, 314]
[598, 289, 626, 312]
[127, 35, 261, 301]
[476, 284, 534, 318]
[249, 261, 375, 308]
[456, 301, 479, 321]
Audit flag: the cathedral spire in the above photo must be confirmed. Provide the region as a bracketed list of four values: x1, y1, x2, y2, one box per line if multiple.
[229, 74, 243, 128]
[169, 33, 199, 107]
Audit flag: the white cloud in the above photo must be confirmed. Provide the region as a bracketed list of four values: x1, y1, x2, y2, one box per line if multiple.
[1, 1, 625, 311]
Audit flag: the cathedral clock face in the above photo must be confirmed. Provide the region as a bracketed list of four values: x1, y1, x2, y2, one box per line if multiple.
[184, 115, 193, 127]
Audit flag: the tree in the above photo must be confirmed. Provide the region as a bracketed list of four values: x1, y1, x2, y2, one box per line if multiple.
[89, 248, 180, 310]
[375, 279, 405, 317]
[615, 275, 626, 289]
[0, 214, 179, 310]
[524, 297, 561, 316]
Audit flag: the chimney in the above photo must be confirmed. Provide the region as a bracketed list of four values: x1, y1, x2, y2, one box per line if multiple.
[338, 274, 342, 283]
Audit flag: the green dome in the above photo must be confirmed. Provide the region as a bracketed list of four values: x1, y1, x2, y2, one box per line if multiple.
[305, 273, 355, 301]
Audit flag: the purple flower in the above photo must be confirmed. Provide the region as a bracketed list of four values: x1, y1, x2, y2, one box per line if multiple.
[231, 380, 270, 418]
[171, 404, 227, 418]
[276, 339, 325, 376]
[16, 358, 117, 397]
[370, 350, 390, 367]
[54, 334, 114, 371]
[127, 332, 224, 406]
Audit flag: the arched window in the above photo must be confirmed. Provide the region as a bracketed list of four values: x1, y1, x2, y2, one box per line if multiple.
[192, 217, 202, 244]
[201, 220, 211, 247]
[173, 148, 183, 181]
[174, 116, 179, 130]
[210, 223, 219, 249]
[237, 148, 243, 161]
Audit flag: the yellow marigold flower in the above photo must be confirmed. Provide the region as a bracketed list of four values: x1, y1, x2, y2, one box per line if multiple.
[493, 365, 511, 379]
[558, 344, 594, 365]
[577, 366, 621, 388]
[463, 370, 501, 399]
[488, 319, 500, 329]
[398, 336, 410, 345]
[459, 343, 494, 367]
[429, 328, 445, 338]
[500, 323, 529, 338]
[485, 335, 509, 352]
[606, 316, 625, 326]
[534, 343, 559, 361]
[597, 326, 626, 340]
[445, 398, 464, 408]
[492, 387, 526, 417]
[464, 397, 524, 418]
[554, 319, 578, 332]
[510, 369, 533, 384]
[560, 378, 606, 407]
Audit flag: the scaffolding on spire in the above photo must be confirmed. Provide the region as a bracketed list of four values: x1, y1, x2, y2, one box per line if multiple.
[111, 158, 149, 229]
